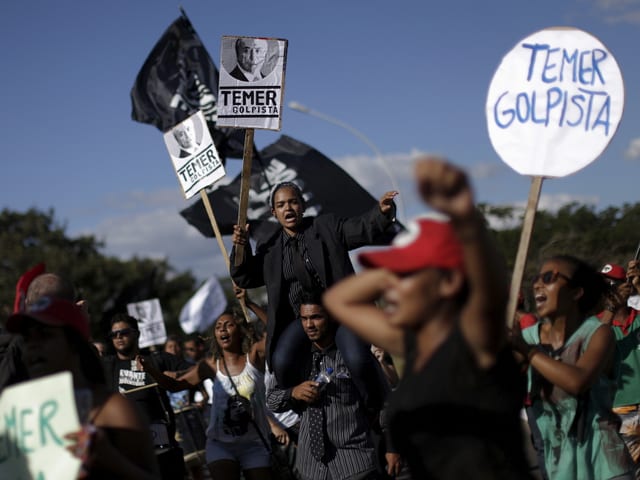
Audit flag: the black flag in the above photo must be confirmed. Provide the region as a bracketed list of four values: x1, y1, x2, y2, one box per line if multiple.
[180, 135, 401, 242]
[130, 14, 244, 161]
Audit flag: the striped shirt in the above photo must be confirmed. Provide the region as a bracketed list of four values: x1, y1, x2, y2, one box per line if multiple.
[281, 231, 325, 320]
[267, 344, 377, 480]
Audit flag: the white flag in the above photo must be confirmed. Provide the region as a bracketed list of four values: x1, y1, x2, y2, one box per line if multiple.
[127, 298, 166, 348]
[179, 277, 228, 334]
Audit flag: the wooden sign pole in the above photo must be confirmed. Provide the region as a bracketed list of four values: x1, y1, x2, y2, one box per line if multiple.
[234, 129, 255, 267]
[506, 175, 544, 328]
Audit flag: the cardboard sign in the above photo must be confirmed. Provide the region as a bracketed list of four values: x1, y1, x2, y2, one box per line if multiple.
[164, 110, 226, 199]
[486, 27, 624, 177]
[127, 298, 166, 348]
[217, 36, 288, 130]
[0, 372, 81, 480]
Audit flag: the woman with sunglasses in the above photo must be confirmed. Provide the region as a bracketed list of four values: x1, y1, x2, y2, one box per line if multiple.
[512, 255, 635, 479]
[323, 157, 532, 479]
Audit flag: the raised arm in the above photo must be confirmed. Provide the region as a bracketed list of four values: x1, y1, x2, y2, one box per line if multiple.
[235, 285, 268, 326]
[415, 157, 508, 360]
[323, 269, 405, 357]
[518, 324, 615, 395]
[138, 356, 215, 391]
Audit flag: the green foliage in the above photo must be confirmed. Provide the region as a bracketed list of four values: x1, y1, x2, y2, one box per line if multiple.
[4, 202, 640, 338]
[486, 202, 640, 310]
[0, 208, 198, 340]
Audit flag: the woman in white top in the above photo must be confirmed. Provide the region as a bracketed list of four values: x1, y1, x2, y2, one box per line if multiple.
[143, 305, 278, 480]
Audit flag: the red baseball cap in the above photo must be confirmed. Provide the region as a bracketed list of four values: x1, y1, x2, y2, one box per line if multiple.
[6, 296, 90, 340]
[359, 215, 464, 273]
[600, 263, 626, 281]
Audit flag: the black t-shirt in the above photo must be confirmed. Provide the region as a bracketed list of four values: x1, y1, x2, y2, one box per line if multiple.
[387, 326, 531, 480]
[103, 351, 191, 428]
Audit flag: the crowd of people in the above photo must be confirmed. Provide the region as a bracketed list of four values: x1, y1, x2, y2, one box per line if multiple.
[4, 155, 640, 480]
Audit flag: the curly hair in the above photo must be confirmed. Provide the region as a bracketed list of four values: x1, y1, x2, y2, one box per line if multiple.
[208, 308, 255, 359]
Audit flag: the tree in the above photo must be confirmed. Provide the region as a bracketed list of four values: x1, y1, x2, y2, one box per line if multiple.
[483, 202, 640, 311]
[0, 208, 198, 340]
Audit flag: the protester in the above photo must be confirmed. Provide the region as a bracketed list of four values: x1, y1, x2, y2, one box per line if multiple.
[599, 261, 640, 473]
[163, 334, 192, 410]
[512, 255, 635, 479]
[183, 334, 213, 425]
[6, 297, 160, 479]
[323, 156, 532, 479]
[101, 313, 192, 480]
[230, 181, 398, 411]
[267, 291, 400, 479]
[143, 303, 277, 480]
[233, 286, 300, 477]
[2, 270, 78, 393]
[183, 334, 207, 364]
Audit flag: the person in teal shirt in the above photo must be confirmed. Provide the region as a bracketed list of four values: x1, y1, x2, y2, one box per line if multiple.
[600, 260, 640, 473]
[512, 255, 634, 479]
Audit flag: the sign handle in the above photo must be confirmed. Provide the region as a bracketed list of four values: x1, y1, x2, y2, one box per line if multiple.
[234, 128, 255, 267]
[506, 175, 544, 328]
[199, 190, 252, 324]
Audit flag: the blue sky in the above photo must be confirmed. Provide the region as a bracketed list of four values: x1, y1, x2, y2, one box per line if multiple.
[3, 0, 640, 281]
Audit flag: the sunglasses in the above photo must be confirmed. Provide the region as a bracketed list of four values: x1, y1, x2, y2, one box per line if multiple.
[532, 270, 572, 285]
[109, 327, 136, 339]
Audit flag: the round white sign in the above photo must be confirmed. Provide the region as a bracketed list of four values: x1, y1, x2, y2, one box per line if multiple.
[486, 27, 624, 177]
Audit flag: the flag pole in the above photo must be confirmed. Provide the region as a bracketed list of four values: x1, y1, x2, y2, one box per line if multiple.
[234, 128, 255, 267]
[199, 190, 253, 323]
[506, 175, 544, 328]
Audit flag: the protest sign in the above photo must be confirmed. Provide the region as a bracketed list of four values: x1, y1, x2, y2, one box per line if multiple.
[217, 36, 288, 131]
[127, 298, 166, 348]
[485, 27, 624, 326]
[486, 26, 624, 178]
[164, 110, 226, 200]
[0, 372, 80, 480]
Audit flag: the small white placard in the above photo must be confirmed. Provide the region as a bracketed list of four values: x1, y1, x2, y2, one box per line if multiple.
[164, 110, 226, 199]
[0, 372, 81, 480]
[127, 298, 166, 348]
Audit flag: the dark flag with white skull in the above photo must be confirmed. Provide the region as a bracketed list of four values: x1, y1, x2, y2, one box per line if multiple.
[130, 12, 244, 162]
[180, 135, 402, 243]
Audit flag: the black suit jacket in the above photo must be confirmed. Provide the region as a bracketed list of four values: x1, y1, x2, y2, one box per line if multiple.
[230, 205, 396, 364]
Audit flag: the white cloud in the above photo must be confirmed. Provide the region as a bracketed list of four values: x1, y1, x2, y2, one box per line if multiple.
[624, 138, 640, 159]
[469, 162, 504, 180]
[73, 189, 231, 282]
[485, 193, 600, 230]
[589, 0, 640, 23]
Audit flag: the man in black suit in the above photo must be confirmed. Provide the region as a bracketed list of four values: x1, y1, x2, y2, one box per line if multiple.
[229, 37, 268, 82]
[230, 182, 398, 409]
